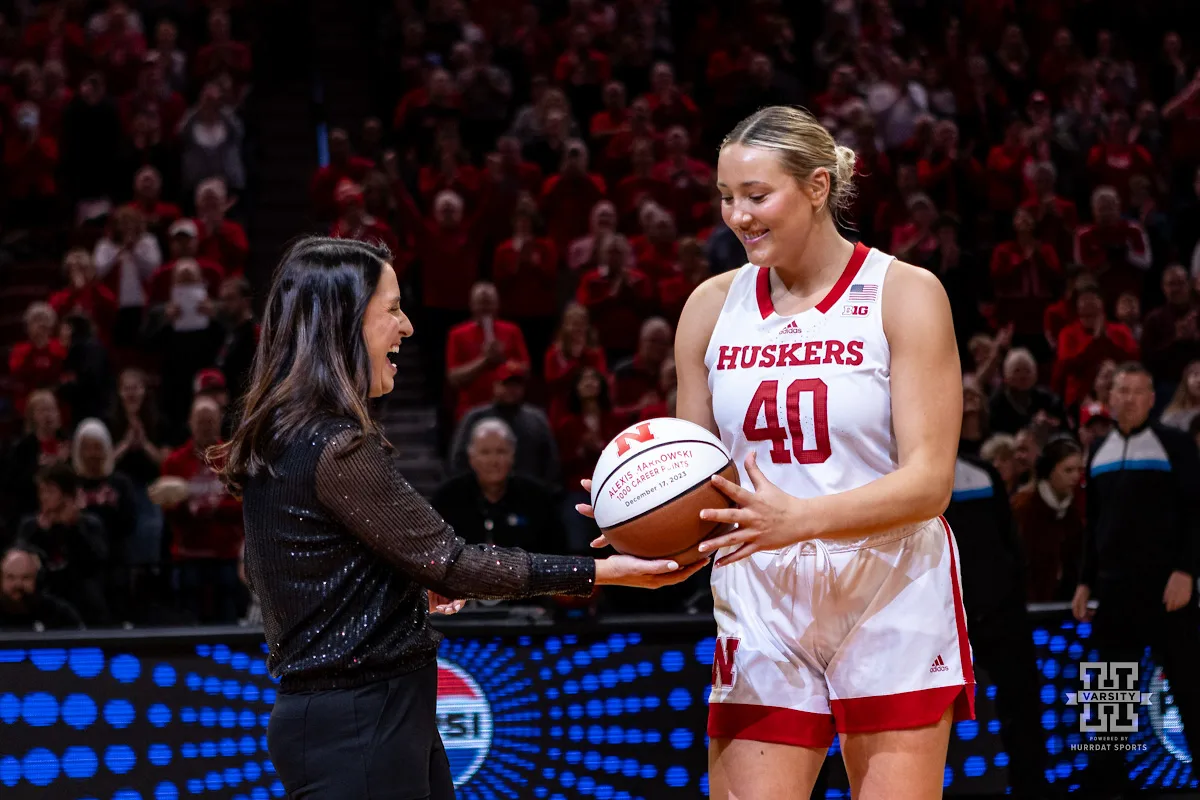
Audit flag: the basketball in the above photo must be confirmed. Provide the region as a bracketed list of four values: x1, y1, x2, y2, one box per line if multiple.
[590, 417, 738, 565]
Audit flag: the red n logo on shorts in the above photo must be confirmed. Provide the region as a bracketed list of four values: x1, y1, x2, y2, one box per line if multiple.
[614, 423, 655, 456]
[712, 637, 740, 689]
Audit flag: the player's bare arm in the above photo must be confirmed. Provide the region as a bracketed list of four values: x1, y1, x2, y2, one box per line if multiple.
[699, 262, 962, 566]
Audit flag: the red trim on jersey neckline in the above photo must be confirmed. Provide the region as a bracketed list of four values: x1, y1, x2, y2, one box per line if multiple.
[755, 241, 871, 320]
[708, 702, 836, 748]
[830, 684, 975, 734]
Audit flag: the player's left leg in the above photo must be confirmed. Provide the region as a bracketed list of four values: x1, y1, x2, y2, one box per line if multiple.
[839, 705, 954, 800]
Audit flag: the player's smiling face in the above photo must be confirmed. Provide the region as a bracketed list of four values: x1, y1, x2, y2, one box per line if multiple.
[717, 143, 819, 267]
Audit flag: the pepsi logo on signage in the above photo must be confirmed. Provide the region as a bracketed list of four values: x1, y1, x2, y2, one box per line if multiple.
[436, 658, 493, 786]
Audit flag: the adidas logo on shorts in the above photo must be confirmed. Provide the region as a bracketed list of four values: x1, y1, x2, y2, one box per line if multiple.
[929, 654, 949, 673]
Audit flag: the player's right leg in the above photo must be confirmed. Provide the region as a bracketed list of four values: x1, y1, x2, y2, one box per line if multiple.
[709, 738, 827, 799]
[707, 548, 832, 799]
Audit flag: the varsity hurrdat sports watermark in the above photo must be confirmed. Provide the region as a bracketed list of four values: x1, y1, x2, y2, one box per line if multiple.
[1067, 662, 1153, 752]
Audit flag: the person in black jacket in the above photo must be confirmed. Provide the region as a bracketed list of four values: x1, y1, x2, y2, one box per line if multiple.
[945, 441, 1048, 799]
[431, 417, 559, 552]
[0, 546, 84, 631]
[1072, 361, 1200, 795]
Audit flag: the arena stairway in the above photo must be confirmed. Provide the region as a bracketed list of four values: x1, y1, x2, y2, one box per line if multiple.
[378, 340, 444, 497]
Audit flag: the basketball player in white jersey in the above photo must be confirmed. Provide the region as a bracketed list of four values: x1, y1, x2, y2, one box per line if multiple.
[580, 106, 971, 799]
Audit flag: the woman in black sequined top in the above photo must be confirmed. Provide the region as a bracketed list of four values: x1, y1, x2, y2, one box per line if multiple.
[219, 237, 703, 800]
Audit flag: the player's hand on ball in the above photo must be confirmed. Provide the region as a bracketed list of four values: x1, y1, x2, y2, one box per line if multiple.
[697, 451, 801, 567]
[429, 592, 466, 616]
[573, 478, 610, 549]
[594, 554, 709, 588]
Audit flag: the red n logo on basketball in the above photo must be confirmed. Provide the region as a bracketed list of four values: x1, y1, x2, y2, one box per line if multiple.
[613, 423, 655, 456]
[712, 637, 740, 688]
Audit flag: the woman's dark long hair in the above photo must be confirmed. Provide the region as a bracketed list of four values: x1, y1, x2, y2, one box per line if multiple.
[216, 236, 392, 494]
[566, 366, 611, 415]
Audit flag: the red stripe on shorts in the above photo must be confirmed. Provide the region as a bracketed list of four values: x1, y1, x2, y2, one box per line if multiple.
[708, 703, 836, 748]
[939, 515, 975, 687]
[831, 685, 969, 733]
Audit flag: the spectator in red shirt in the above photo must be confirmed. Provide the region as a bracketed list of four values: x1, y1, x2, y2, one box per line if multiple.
[494, 135, 544, 195]
[3, 102, 59, 225]
[152, 396, 242, 623]
[194, 10, 252, 87]
[1053, 285, 1140, 408]
[541, 139, 608, 253]
[651, 126, 711, 234]
[611, 316, 673, 414]
[567, 200, 621, 274]
[890, 193, 940, 267]
[991, 207, 1063, 356]
[124, 165, 182, 243]
[613, 137, 672, 231]
[329, 180, 401, 256]
[1037, 28, 1084, 105]
[873, 161, 921, 240]
[118, 57, 185, 140]
[642, 62, 700, 138]
[146, 219, 226, 304]
[21, 5, 89, 76]
[1073, 185, 1152, 306]
[1142, 265, 1200, 388]
[985, 118, 1031, 219]
[194, 177, 249, 275]
[1086, 111, 1154, 205]
[50, 249, 119, 344]
[418, 128, 482, 211]
[446, 282, 531, 421]
[555, 366, 628, 551]
[590, 80, 629, 153]
[658, 238, 712, 326]
[576, 234, 655, 357]
[492, 197, 559, 363]
[1044, 270, 1096, 354]
[603, 96, 663, 179]
[917, 119, 983, 221]
[9, 303, 67, 410]
[544, 302, 608, 426]
[554, 23, 611, 110]
[310, 128, 376, 221]
[1019, 161, 1078, 263]
[633, 206, 680, 278]
[91, 3, 147, 94]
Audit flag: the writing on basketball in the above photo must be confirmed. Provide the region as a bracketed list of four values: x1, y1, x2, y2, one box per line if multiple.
[608, 448, 695, 502]
[714, 339, 866, 371]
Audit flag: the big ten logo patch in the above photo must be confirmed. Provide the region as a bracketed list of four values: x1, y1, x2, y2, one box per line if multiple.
[712, 637, 740, 690]
[841, 305, 870, 317]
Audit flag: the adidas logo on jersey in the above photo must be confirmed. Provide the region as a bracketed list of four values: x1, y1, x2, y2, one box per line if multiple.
[779, 320, 803, 336]
[929, 654, 949, 673]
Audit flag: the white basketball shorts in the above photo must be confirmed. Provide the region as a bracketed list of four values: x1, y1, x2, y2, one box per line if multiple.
[707, 517, 975, 747]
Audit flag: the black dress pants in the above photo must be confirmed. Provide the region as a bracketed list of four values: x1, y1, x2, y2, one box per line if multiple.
[267, 663, 454, 799]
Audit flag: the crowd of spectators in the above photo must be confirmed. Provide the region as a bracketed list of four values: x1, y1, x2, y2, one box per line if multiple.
[1, 0, 256, 629]
[5, 0, 1200, 627]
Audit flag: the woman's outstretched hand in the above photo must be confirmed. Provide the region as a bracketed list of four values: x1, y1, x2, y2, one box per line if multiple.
[429, 592, 466, 615]
[594, 554, 708, 588]
[574, 478, 611, 549]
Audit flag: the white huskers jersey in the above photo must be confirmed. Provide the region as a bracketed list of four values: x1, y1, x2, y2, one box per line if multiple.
[705, 242, 912, 545]
[702, 242, 974, 744]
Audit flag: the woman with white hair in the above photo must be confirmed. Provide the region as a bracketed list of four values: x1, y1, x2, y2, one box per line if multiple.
[988, 347, 1066, 434]
[73, 418, 140, 621]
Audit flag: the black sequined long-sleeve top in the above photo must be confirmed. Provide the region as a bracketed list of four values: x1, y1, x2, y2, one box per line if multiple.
[242, 416, 596, 691]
